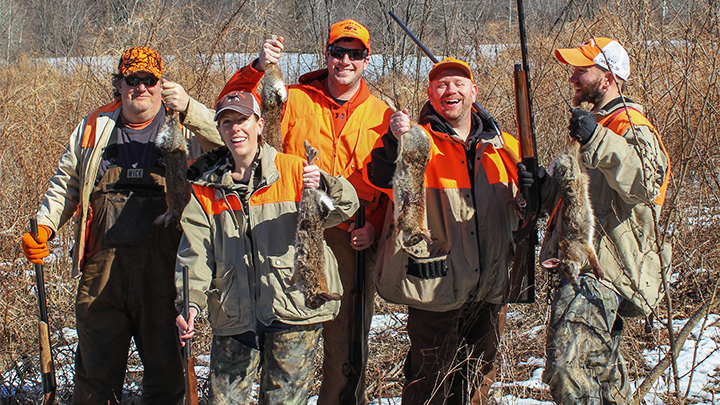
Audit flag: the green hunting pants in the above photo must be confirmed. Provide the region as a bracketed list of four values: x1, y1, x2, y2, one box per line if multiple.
[209, 324, 322, 405]
[543, 276, 630, 405]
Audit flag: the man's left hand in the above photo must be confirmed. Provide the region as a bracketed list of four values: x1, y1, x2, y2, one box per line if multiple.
[347, 221, 375, 251]
[161, 79, 190, 113]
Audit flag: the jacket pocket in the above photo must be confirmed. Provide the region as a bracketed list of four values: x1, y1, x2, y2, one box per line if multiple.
[269, 245, 341, 322]
[207, 262, 246, 330]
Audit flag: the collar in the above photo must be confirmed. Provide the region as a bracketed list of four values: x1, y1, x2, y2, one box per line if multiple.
[297, 68, 371, 109]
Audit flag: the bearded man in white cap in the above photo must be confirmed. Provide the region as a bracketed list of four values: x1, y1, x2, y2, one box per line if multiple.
[540, 37, 671, 404]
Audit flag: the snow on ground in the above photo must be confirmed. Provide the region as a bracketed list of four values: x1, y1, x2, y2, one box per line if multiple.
[3, 313, 720, 404]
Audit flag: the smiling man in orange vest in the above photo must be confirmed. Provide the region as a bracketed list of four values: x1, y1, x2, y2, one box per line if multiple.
[541, 37, 671, 404]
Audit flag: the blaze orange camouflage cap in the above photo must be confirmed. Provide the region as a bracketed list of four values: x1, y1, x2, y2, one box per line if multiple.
[429, 57, 474, 83]
[555, 37, 630, 80]
[327, 19, 371, 52]
[118, 47, 164, 78]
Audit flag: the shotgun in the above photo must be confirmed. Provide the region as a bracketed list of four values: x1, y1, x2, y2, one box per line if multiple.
[339, 206, 366, 405]
[30, 218, 56, 405]
[182, 265, 198, 405]
[505, 0, 540, 303]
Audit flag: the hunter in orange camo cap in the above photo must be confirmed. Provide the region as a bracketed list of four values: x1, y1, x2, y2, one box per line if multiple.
[118, 46, 164, 78]
[326, 19, 371, 51]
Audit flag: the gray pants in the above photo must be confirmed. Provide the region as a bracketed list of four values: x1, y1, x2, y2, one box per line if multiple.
[210, 324, 322, 405]
[543, 276, 630, 405]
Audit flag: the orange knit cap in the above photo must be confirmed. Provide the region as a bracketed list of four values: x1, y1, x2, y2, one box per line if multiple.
[118, 47, 164, 78]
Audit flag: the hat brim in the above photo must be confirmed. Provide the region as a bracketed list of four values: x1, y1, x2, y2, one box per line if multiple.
[328, 34, 370, 51]
[554, 48, 596, 67]
[214, 106, 255, 121]
[429, 62, 473, 82]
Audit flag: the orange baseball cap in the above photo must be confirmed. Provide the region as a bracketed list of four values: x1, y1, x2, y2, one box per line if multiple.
[327, 19, 370, 52]
[555, 37, 630, 80]
[118, 47, 164, 78]
[428, 57, 474, 83]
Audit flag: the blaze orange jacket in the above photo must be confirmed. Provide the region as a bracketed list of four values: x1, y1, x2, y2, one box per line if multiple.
[218, 64, 392, 236]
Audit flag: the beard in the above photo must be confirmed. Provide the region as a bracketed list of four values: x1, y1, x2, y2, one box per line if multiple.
[572, 78, 605, 107]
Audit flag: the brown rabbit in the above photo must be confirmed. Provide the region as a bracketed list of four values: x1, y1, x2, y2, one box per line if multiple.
[154, 111, 191, 228]
[289, 141, 342, 309]
[541, 140, 604, 283]
[260, 37, 287, 152]
[393, 123, 432, 247]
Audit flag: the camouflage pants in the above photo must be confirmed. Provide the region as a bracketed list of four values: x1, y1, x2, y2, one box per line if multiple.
[209, 324, 322, 405]
[543, 276, 630, 405]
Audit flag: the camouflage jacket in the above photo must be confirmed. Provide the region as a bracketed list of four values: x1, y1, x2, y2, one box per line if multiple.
[175, 143, 358, 336]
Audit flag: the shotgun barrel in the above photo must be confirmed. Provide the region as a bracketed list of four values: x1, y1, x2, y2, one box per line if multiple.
[339, 206, 366, 405]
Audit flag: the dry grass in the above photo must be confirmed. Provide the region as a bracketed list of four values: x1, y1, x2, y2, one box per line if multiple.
[2, 0, 720, 403]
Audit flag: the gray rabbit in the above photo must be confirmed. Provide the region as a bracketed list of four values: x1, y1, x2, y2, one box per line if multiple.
[541, 140, 604, 283]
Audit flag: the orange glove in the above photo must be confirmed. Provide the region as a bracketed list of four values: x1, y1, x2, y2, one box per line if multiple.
[22, 224, 52, 265]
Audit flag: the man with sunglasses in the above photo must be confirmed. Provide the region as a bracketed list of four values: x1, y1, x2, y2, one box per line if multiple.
[21, 46, 222, 404]
[217, 19, 392, 405]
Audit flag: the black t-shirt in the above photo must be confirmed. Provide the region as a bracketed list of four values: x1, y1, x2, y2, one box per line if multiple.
[96, 107, 166, 183]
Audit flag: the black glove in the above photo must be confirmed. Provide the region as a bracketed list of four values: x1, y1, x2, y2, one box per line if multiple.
[517, 163, 547, 202]
[517, 162, 534, 191]
[569, 107, 597, 145]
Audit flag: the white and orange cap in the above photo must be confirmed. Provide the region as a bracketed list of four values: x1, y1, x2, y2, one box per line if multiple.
[555, 37, 630, 81]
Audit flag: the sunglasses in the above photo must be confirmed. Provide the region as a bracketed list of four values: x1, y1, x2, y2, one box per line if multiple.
[124, 75, 159, 87]
[327, 45, 368, 61]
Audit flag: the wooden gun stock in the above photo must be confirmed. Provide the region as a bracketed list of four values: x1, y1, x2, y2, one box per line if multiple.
[30, 218, 56, 405]
[505, 64, 539, 304]
[182, 265, 198, 405]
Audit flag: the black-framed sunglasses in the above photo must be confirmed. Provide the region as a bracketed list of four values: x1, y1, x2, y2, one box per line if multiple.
[124, 75, 159, 87]
[327, 45, 368, 61]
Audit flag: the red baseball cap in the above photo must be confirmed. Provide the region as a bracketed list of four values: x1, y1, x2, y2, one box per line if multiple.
[327, 19, 371, 52]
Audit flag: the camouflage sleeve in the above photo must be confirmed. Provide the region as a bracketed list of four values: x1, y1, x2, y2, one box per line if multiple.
[581, 123, 669, 205]
[175, 192, 215, 312]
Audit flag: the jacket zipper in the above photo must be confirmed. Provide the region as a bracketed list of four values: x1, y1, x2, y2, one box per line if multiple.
[247, 179, 268, 326]
[466, 138, 483, 275]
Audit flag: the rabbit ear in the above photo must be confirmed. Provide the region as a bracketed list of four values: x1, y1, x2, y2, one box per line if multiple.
[541, 258, 561, 269]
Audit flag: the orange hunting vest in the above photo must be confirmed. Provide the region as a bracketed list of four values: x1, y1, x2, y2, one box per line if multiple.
[597, 107, 670, 206]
